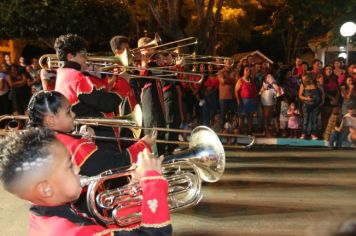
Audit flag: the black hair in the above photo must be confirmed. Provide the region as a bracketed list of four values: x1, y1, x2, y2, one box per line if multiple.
[27, 91, 67, 128]
[110, 35, 129, 54]
[54, 33, 87, 61]
[0, 128, 56, 192]
[347, 102, 356, 110]
[239, 65, 250, 77]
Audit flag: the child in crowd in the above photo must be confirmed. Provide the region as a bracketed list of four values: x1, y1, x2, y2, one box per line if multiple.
[287, 102, 300, 138]
[223, 112, 239, 145]
[211, 112, 221, 133]
[279, 95, 289, 137]
[0, 128, 172, 236]
[329, 102, 356, 148]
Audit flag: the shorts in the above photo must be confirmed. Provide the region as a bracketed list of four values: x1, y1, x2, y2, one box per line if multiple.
[240, 98, 257, 115]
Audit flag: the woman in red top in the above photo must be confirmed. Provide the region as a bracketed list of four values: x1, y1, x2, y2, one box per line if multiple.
[235, 66, 257, 134]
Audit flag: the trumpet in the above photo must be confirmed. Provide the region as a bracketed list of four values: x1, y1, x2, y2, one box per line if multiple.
[80, 125, 225, 226]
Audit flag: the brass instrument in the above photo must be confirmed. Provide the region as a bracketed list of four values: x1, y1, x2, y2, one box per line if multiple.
[80, 125, 225, 226]
[138, 37, 198, 53]
[39, 53, 125, 70]
[0, 112, 255, 148]
[130, 33, 162, 54]
[74, 104, 142, 139]
[0, 104, 143, 139]
[38, 52, 204, 84]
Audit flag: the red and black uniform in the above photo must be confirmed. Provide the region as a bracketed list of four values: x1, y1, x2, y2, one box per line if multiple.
[160, 65, 185, 154]
[139, 65, 166, 156]
[55, 133, 152, 217]
[55, 61, 122, 152]
[111, 77, 137, 116]
[111, 75, 138, 149]
[41, 69, 57, 91]
[55, 133, 151, 176]
[28, 171, 172, 236]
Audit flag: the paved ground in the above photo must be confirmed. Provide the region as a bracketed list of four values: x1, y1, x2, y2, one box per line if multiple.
[0, 146, 356, 235]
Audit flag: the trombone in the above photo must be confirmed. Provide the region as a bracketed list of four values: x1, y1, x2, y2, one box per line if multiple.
[0, 105, 143, 139]
[130, 33, 162, 54]
[38, 53, 205, 84]
[0, 111, 255, 148]
[136, 36, 198, 53]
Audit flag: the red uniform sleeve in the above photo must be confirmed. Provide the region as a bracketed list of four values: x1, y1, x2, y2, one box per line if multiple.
[95, 171, 172, 236]
[126, 140, 152, 163]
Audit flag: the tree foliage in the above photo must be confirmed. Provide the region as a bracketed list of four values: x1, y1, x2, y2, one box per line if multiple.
[0, 0, 135, 49]
[130, 0, 256, 55]
[257, 0, 356, 64]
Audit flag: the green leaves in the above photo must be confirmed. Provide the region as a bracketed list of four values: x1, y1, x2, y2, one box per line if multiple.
[0, 0, 135, 45]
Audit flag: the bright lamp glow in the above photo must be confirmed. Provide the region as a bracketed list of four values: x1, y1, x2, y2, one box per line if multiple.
[338, 52, 347, 59]
[340, 22, 356, 37]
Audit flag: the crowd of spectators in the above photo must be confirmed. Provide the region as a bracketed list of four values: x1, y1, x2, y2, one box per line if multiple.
[0, 51, 355, 146]
[180, 56, 356, 147]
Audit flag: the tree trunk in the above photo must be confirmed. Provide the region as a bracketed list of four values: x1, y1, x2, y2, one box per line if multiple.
[147, 0, 185, 40]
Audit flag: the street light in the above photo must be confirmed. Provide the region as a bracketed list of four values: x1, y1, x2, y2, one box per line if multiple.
[340, 21, 356, 65]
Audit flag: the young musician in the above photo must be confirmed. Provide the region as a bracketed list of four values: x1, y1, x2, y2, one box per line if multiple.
[54, 33, 122, 153]
[27, 91, 154, 177]
[109, 35, 137, 115]
[0, 128, 172, 236]
[109, 35, 139, 149]
[137, 36, 166, 156]
[26, 90, 156, 216]
[152, 51, 184, 154]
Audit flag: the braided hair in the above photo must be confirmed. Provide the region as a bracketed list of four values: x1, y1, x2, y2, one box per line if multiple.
[27, 91, 67, 128]
[0, 127, 56, 193]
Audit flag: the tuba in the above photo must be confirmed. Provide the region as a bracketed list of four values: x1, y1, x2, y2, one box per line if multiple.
[80, 126, 225, 226]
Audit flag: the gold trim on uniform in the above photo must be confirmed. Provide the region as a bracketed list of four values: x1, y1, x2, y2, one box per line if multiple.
[93, 221, 171, 235]
[72, 142, 98, 167]
[141, 220, 171, 228]
[140, 176, 166, 182]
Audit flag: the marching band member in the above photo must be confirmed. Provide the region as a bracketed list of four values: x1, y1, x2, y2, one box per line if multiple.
[153, 51, 185, 154]
[137, 36, 166, 156]
[109, 35, 138, 115]
[54, 33, 122, 152]
[40, 67, 57, 91]
[109, 35, 140, 148]
[27, 90, 156, 217]
[0, 128, 172, 236]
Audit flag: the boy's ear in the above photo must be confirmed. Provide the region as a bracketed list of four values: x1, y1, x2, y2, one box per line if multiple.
[36, 181, 53, 198]
[43, 115, 55, 128]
